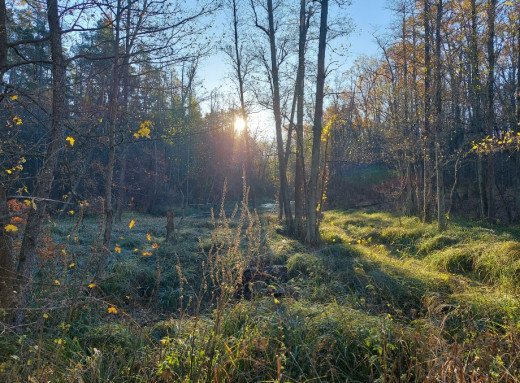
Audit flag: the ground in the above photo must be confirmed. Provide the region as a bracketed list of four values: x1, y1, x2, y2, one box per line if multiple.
[1, 206, 520, 382]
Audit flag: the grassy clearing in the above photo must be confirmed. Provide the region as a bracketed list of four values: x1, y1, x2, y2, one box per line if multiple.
[2, 208, 520, 381]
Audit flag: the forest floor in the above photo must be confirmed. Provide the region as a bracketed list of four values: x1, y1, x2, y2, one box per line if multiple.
[2, 206, 520, 382]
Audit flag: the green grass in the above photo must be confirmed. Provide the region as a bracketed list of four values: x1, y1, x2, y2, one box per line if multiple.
[2, 208, 520, 381]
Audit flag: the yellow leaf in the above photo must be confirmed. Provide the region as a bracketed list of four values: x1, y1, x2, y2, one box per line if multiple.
[54, 280, 61, 286]
[146, 233, 151, 241]
[107, 307, 118, 314]
[114, 245, 121, 253]
[88, 283, 96, 289]
[43, 313, 49, 319]
[99, 118, 103, 123]
[69, 210, 74, 215]
[129, 219, 136, 229]
[142, 251, 153, 256]
[10, 94, 18, 100]
[4, 224, 18, 232]
[66, 137, 75, 146]
[134, 248, 138, 252]
[69, 262, 75, 268]
[13, 116, 22, 125]
[135, 120, 152, 139]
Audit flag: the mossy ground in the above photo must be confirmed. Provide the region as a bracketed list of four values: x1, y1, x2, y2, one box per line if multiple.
[2, 208, 520, 382]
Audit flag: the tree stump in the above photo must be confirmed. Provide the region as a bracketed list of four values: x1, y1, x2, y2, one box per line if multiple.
[166, 210, 175, 243]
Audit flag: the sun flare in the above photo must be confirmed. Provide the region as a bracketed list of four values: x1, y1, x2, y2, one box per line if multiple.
[234, 116, 246, 133]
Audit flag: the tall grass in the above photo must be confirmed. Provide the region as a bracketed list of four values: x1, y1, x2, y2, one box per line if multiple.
[3, 205, 520, 381]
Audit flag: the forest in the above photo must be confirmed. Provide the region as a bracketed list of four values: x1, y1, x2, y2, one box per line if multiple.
[1, 0, 520, 381]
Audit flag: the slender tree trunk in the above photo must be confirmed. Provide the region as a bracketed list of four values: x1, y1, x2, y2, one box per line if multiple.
[470, 0, 487, 218]
[486, 0, 496, 220]
[115, 13, 133, 223]
[98, 0, 121, 280]
[514, 15, 520, 221]
[16, 0, 66, 325]
[517, 20, 520, 127]
[232, 0, 254, 206]
[115, 149, 128, 223]
[0, 188, 14, 309]
[402, 8, 415, 215]
[412, 14, 422, 214]
[434, 0, 446, 230]
[295, 0, 310, 238]
[267, 0, 293, 232]
[306, 0, 328, 245]
[0, 0, 7, 82]
[423, 0, 433, 223]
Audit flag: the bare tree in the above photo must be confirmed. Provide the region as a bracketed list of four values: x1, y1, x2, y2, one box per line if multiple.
[251, 0, 294, 232]
[15, 0, 66, 325]
[434, 0, 445, 230]
[306, 0, 328, 245]
[486, 0, 496, 220]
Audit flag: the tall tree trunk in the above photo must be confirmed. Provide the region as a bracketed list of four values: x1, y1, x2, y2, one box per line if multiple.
[267, 0, 293, 232]
[423, 0, 433, 223]
[115, 149, 128, 223]
[15, 0, 66, 325]
[486, 0, 496, 220]
[402, 7, 415, 215]
[412, 12, 422, 214]
[514, 20, 520, 221]
[97, 0, 122, 280]
[517, 19, 520, 127]
[232, 0, 255, 206]
[470, 0, 487, 218]
[295, 0, 310, 237]
[306, 0, 328, 245]
[434, 0, 446, 230]
[0, 0, 7, 83]
[0, 188, 14, 309]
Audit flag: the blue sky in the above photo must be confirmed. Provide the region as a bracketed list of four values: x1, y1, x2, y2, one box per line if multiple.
[198, 0, 393, 124]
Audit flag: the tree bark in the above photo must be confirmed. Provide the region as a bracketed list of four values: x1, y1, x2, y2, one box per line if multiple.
[423, 0, 433, 223]
[266, 0, 293, 232]
[486, 0, 496, 220]
[470, 0, 487, 218]
[15, 0, 66, 325]
[232, 0, 255, 207]
[295, 0, 311, 238]
[97, 0, 122, 280]
[0, 188, 14, 309]
[517, 19, 520, 128]
[0, 0, 7, 82]
[166, 209, 175, 242]
[434, 0, 446, 230]
[306, 0, 328, 245]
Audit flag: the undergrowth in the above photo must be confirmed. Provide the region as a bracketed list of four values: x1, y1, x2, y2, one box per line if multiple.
[2, 206, 520, 381]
